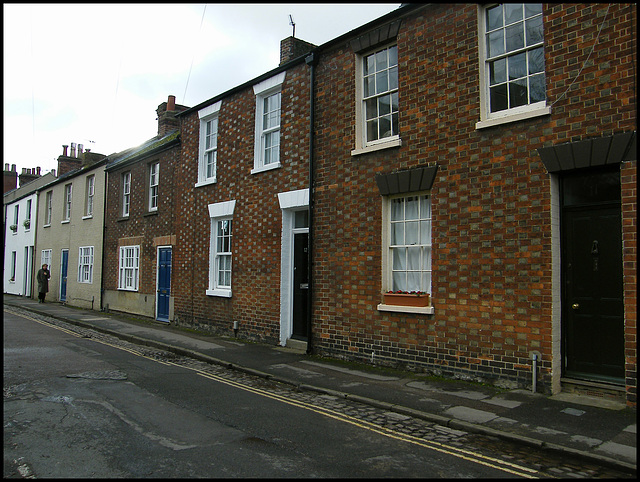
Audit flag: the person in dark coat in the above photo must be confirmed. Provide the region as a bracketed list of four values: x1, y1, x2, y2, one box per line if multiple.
[37, 264, 50, 303]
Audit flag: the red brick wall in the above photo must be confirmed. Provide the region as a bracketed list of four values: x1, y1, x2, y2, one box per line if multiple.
[311, 3, 636, 395]
[173, 62, 311, 342]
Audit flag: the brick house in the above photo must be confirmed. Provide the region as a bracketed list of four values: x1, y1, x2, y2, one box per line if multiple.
[34, 146, 107, 309]
[172, 37, 316, 347]
[102, 96, 188, 320]
[308, 3, 636, 405]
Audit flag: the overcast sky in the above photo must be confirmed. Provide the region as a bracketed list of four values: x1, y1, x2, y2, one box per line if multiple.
[3, 3, 399, 177]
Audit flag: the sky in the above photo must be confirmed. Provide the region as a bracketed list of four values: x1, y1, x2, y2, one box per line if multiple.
[3, 3, 400, 177]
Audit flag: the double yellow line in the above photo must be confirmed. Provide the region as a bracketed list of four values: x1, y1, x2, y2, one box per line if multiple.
[14, 309, 540, 478]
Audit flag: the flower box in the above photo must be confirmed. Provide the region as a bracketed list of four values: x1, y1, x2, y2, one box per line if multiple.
[9, 224, 17, 232]
[383, 292, 430, 307]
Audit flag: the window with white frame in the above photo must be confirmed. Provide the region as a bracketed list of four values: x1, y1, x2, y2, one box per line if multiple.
[252, 72, 285, 173]
[361, 44, 399, 146]
[478, 3, 546, 126]
[122, 172, 131, 217]
[149, 162, 159, 211]
[78, 246, 94, 283]
[45, 191, 52, 225]
[118, 245, 139, 291]
[63, 184, 72, 221]
[197, 101, 221, 186]
[10, 251, 17, 281]
[207, 200, 236, 297]
[387, 194, 432, 294]
[25, 199, 32, 229]
[13, 205, 19, 231]
[41, 249, 52, 269]
[85, 175, 95, 217]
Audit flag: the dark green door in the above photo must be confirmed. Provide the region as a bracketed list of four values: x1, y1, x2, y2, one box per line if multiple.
[292, 233, 309, 340]
[562, 168, 624, 382]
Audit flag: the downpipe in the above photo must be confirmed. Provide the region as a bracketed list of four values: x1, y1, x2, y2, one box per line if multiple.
[531, 352, 538, 393]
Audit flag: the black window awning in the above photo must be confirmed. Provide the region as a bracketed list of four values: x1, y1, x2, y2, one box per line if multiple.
[375, 164, 438, 196]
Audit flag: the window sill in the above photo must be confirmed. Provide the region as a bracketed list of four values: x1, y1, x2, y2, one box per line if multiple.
[117, 216, 129, 222]
[195, 178, 217, 188]
[251, 162, 281, 175]
[61, 219, 70, 224]
[143, 211, 158, 218]
[206, 289, 232, 298]
[82, 215, 93, 220]
[43, 223, 51, 228]
[377, 303, 434, 315]
[475, 106, 551, 130]
[351, 137, 402, 157]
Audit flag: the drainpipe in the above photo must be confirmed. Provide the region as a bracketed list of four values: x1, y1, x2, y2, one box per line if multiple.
[531, 353, 538, 393]
[305, 51, 318, 355]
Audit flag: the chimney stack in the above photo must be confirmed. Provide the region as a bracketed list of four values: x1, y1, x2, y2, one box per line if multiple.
[279, 36, 316, 65]
[3, 163, 18, 193]
[70, 142, 76, 158]
[18, 166, 40, 187]
[63, 145, 68, 156]
[156, 94, 189, 137]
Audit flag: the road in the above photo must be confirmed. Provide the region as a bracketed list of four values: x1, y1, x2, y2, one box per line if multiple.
[3, 307, 632, 478]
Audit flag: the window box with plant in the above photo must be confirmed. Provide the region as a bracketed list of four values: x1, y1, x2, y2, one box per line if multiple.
[23, 219, 30, 229]
[383, 290, 430, 307]
[10, 224, 18, 232]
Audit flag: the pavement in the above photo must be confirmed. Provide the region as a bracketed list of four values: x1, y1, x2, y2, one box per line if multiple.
[4, 294, 636, 474]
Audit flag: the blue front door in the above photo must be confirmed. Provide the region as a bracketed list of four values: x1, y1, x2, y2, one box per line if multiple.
[60, 249, 68, 302]
[156, 247, 171, 322]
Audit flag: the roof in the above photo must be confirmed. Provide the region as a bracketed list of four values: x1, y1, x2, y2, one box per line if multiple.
[105, 130, 180, 171]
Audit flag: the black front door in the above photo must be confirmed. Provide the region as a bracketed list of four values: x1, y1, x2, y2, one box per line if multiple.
[562, 168, 624, 382]
[292, 233, 309, 339]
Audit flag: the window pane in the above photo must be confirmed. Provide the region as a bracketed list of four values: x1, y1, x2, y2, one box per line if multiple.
[422, 247, 432, 270]
[364, 75, 375, 97]
[509, 78, 528, 107]
[379, 116, 392, 139]
[294, 210, 309, 228]
[379, 94, 391, 115]
[505, 22, 524, 52]
[392, 271, 406, 292]
[504, 3, 523, 24]
[420, 220, 432, 244]
[407, 272, 421, 292]
[365, 98, 377, 119]
[366, 119, 378, 142]
[407, 246, 420, 270]
[525, 4, 542, 18]
[509, 52, 526, 80]
[422, 272, 431, 293]
[391, 198, 403, 221]
[487, 30, 504, 57]
[489, 58, 506, 85]
[529, 73, 546, 103]
[376, 71, 388, 95]
[392, 247, 406, 270]
[391, 113, 399, 136]
[486, 5, 503, 31]
[406, 221, 419, 245]
[490, 84, 508, 112]
[528, 47, 544, 74]
[405, 197, 419, 219]
[375, 49, 387, 71]
[391, 223, 404, 245]
[526, 15, 543, 45]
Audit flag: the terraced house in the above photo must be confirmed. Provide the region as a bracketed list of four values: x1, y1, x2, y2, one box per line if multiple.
[309, 3, 636, 405]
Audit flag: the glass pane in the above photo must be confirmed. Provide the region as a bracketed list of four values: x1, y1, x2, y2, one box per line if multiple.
[391, 92, 399, 112]
[529, 73, 546, 103]
[379, 115, 391, 138]
[364, 54, 375, 76]
[391, 198, 403, 221]
[420, 195, 430, 219]
[379, 94, 391, 115]
[422, 247, 432, 270]
[376, 71, 388, 94]
[294, 210, 309, 228]
[528, 47, 544, 74]
[388, 45, 398, 66]
[490, 84, 508, 112]
[407, 246, 420, 270]
[420, 220, 431, 244]
[365, 98, 377, 119]
[364, 75, 375, 97]
[392, 271, 406, 292]
[489, 58, 506, 85]
[505, 3, 523, 24]
[509, 78, 528, 107]
[389, 66, 398, 91]
[525, 4, 542, 18]
[366, 119, 378, 142]
[526, 15, 543, 45]
[407, 272, 421, 292]
[406, 221, 419, 245]
[509, 52, 526, 80]
[376, 49, 387, 71]
[505, 22, 524, 52]
[405, 196, 419, 219]
[486, 5, 503, 31]
[392, 247, 406, 270]
[391, 113, 399, 136]
[487, 30, 504, 57]
[422, 272, 431, 293]
[391, 223, 404, 245]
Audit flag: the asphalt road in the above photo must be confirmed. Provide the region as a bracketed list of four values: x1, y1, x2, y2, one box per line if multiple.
[1, 308, 588, 477]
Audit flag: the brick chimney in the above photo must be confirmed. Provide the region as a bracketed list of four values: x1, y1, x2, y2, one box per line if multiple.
[19, 167, 40, 187]
[280, 36, 316, 65]
[3, 163, 18, 193]
[57, 143, 82, 176]
[156, 95, 189, 137]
